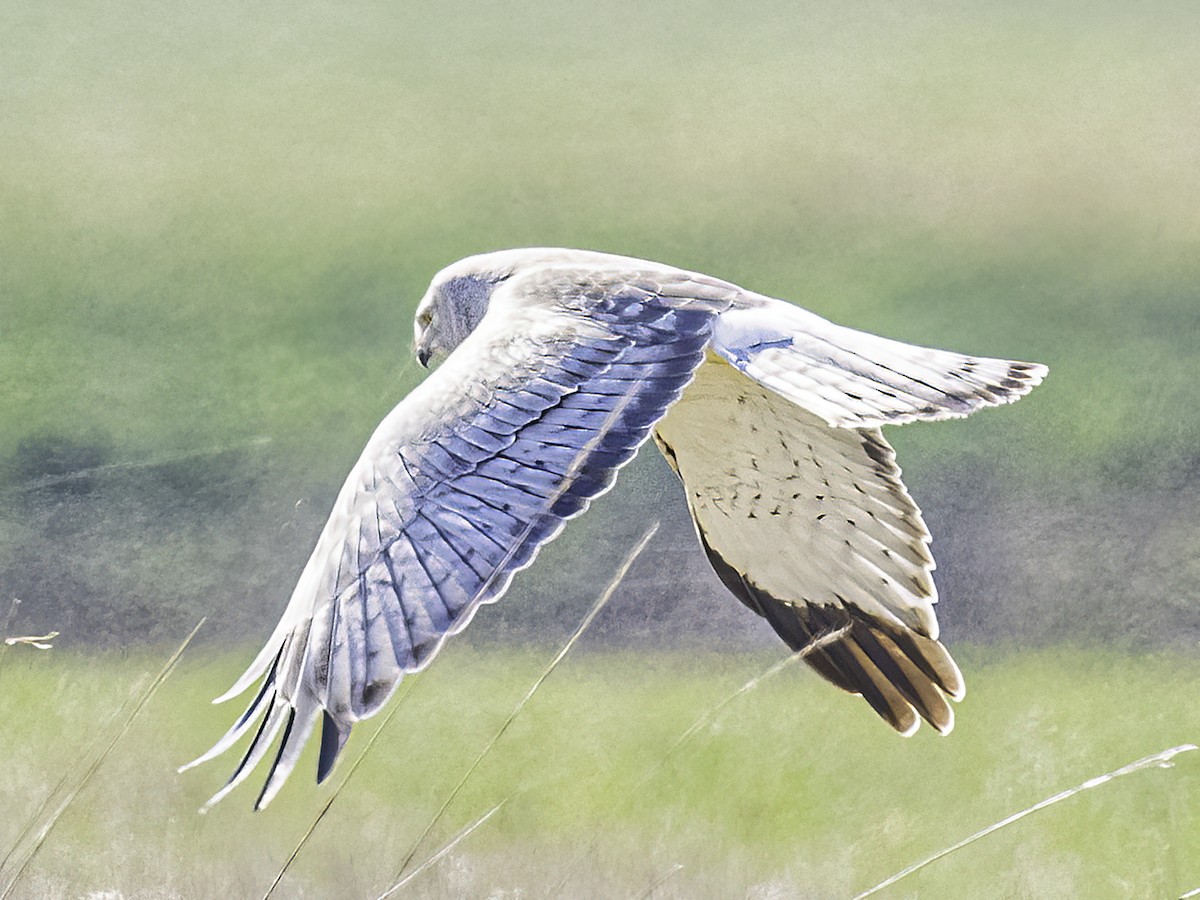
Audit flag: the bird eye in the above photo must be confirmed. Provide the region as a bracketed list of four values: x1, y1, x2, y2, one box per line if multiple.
[416, 309, 433, 329]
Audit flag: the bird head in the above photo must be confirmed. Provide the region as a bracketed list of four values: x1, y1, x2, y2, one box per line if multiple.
[413, 254, 519, 367]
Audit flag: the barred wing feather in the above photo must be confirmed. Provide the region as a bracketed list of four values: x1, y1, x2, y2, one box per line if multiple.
[185, 286, 721, 810]
[714, 302, 1046, 429]
[654, 355, 966, 736]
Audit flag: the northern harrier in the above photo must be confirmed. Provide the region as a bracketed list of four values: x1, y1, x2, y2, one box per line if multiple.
[184, 248, 1046, 808]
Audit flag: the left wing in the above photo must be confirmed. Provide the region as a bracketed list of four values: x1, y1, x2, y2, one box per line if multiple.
[713, 301, 1046, 428]
[185, 274, 728, 809]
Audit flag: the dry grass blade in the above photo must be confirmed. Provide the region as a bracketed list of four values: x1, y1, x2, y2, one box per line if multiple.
[636, 863, 684, 899]
[854, 742, 1200, 898]
[0, 617, 207, 900]
[382, 522, 660, 896]
[0, 598, 22, 685]
[546, 623, 850, 899]
[640, 624, 851, 789]
[0, 681, 146, 880]
[376, 795, 511, 898]
[260, 680, 418, 900]
[4, 632, 59, 650]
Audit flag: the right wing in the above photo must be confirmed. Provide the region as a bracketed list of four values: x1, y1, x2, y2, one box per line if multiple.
[654, 355, 965, 736]
[186, 277, 723, 809]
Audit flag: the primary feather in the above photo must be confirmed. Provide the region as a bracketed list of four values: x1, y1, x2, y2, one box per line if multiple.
[184, 248, 1045, 808]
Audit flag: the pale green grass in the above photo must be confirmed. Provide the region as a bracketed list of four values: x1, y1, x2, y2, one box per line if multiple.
[3, 0, 1199, 651]
[1, 643, 1197, 897]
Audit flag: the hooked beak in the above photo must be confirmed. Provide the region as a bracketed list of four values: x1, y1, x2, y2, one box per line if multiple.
[416, 345, 432, 368]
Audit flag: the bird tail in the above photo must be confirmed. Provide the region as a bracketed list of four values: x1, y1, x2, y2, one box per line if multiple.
[712, 299, 1047, 429]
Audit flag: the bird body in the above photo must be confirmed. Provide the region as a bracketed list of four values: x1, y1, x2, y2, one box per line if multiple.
[184, 248, 1046, 809]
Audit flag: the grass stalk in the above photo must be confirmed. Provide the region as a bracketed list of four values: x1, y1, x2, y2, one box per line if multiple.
[260, 679, 418, 900]
[638, 623, 851, 790]
[0, 617, 206, 899]
[376, 796, 511, 898]
[0, 685, 144, 880]
[853, 742, 1200, 898]
[546, 622, 851, 898]
[636, 863, 684, 899]
[0, 598, 22, 685]
[382, 522, 660, 894]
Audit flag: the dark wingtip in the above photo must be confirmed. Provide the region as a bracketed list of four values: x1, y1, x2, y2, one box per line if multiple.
[253, 707, 297, 811]
[317, 711, 350, 784]
[696, 523, 961, 735]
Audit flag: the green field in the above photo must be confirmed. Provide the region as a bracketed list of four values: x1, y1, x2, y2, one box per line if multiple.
[3, 1, 1200, 896]
[1, 642, 1198, 898]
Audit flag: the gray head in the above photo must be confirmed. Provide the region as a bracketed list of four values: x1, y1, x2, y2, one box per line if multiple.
[412, 247, 676, 367]
[412, 251, 527, 367]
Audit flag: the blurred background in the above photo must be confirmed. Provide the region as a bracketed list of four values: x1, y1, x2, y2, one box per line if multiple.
[2, 1, 1198, 897]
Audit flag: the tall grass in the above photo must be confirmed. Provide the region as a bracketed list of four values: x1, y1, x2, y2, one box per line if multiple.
[0, 620, 204, 899]
[1, 642, 1196, 897]
[3, 0, 1199, 650]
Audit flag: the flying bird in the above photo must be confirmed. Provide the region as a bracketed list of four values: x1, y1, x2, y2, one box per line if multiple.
[184, 248, 1046, 809]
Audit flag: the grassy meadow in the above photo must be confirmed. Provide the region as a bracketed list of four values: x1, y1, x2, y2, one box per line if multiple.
[3, 0, 1200, 896]
[2, 642, 1199, 898]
